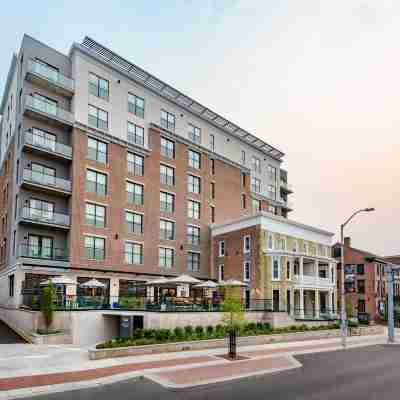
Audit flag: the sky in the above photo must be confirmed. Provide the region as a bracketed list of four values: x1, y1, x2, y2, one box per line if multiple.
[1, 0, 399, 256]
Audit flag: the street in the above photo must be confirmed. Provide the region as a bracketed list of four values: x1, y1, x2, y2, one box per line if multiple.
[31, 344, 400, 400]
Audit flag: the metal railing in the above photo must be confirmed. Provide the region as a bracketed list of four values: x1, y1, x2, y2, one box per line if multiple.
[27, 59, 75, 92]
[24, 130, 72, 158]
[292, 274, 334, 288]
[21, 207, 70, 227]
[293, 307, 338, 320]
[25, 95, 73, 124]
[18, 244, 69, 261]
[23, 169, 71, 192]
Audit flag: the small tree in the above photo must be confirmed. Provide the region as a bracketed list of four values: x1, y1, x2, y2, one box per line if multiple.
[41, 282, 55, 333]
[346, 295, 354, 320]
[221, 289, 245, 359]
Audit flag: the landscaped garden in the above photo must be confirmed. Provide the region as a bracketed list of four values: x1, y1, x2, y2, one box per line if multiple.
[96, 322, 343, 349]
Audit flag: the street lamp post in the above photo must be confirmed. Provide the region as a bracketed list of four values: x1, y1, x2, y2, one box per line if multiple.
[340, 207, 375, 349]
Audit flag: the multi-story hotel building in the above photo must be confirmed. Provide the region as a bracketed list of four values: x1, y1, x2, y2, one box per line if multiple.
[0, 35, 294, 308]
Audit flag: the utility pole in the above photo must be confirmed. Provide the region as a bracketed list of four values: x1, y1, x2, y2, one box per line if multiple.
[386, 263, 400, 344]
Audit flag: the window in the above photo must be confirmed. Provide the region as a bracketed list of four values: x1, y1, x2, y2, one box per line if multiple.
[357, 280, 365, 294]
[89, 73, 109, 100]
[27, 235, 54, 259]
[358, 299, 366, 313]
[187, 225, 200, 245]
[286, 260, 291, 280]
[126, 181, 144, 205]
[241, 194, 246, 209]
[188, 124, 201, 144]
[267, 184, 276, 200]
[127, 122, 144, 146]
[87, 137, 107, 164]
[160, 164, 175, 186]
[84, 236, 105, 260]
[242, 173, 246, 187]
[211, 206, 215, 223]
[243, 235, 251, 253]
[251, 156, 261, 173]
[357, 264, 365, 275]
[160, 219, 175, 240]
[187, 252, 200, 272]
[244, 261, 251, 281]
[127, 152, 144, 176]
[210, 134, 215, 151]
[303, 242, 308, 254]
[31, 162, 55, 181]
[125, 242, 143, 264]
[188, 175, 201, 194]
[126, 211, 143, 234]
[252, 199, 261, 213]
[272, 256, 280, 280]
[85, 203, 106, 227]
[128, 93, 144, 118]
[30, 127, 56, 152]
[8, 275, 14, 297]
[210, 159, 215, 175]
[251, 177, 261, 193]
[292, 240, 298, 253]
[279, 238, 286, 250]
[188, 200, 201, 219]
[210, 182, 215, 199]
[160, 191, 175, 213]
[160, 137, 175, 159]
[161, 110, 175, 131]
[218, 240, 225, 257]
[268, 234, 274, 250]
[241, 150, 246, 164]
[88, 105, 108, 130]
[218, 265, 224, 281]
[188, 149, 201, 169]
[27, 198, 54, 221]
[86, 169, 107, 196]
[159, 247, 174, 268]
[33, 93, 58, 115]
[267, 165, 276, 181]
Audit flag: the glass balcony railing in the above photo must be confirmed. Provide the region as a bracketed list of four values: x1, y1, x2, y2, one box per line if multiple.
[23, 169, 71, 193]
[21, 207, 70, 227]
[18, 244, 69, 261]
[24, 130, 72, 159]
[27, 59, 74, 93]
[25, 95, 73, 125]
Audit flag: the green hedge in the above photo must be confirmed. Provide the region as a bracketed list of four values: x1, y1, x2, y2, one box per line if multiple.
[96, 322, 340, 349]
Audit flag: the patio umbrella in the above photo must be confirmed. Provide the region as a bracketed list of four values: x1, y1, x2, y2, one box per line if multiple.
[144, 277, 170, 285]
[168, 274, 201, 285]
[40, 276, 76, 286]
[80, 278, 106, 288]
[218, 279, 248, 287]
[194, 280, 218, 289]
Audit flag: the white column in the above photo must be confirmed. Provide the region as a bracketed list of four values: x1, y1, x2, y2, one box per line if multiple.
[299, 256, 304, 280]
[327, 290, 333, 316]
[290, 288, 295, 316]
[315, 259, 319, 279]
[109, 277, 119, 307]
[315, 289, 320, 319]
[299, 288, 304, 318]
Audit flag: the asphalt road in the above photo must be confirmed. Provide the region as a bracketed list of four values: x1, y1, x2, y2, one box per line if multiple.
[32, 345, 400, 400]
[0, 320, 25, 344]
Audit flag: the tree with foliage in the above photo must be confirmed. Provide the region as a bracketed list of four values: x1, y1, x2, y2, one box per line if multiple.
[41, 282, 55, 333]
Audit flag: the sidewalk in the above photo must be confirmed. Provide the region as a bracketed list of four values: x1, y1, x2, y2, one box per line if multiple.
[0, 333, 389, 399]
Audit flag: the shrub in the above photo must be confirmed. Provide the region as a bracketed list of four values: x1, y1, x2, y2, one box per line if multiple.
[195, 325, 204, 338]
[348, 320, 359, 328]
[246, 322, 256, 331]
[256, 322, 264, 332]
[206, 325, 214, 336]
[184, 325, 193, 338]
[174, 327, 184, 339]
[133, 329, 144, 339]
[263, 323, 272, 332]
[144, 329, 156, 339]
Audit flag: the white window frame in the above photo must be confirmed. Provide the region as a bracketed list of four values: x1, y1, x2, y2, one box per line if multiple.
[272, 256, 280, 281]
[243, 261, 251, 282]
[286, 260, 291, 280]
[243, 235, 251, 254]
[267, 233, 274, 250]
[218, 240, 225, 257]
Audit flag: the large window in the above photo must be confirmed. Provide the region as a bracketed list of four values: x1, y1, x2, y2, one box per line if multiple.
[89, 73, 109, 100]
[125, 242, 143, 264]
[86, 169, 107, 196]
[272, 256, 280, 280]
[187, 252, 200, 272]
[188, 149, 201, 169]
[127, 152, 144, 176]
[267, 184, 276, 200]
[26, 235, 54, 259]
[251, 177, 261, 194]
[84, 236, 105, 260]
[128, 93, 144, 118]
[252, 198, 261, 213]
[188, 200, 201, 219]
[160, 137, 175, 159]
[88, 105, 108, 130]
[160, 191, 175, 213]
[126, 181, 144, 205]
[31, 162, 55, 180]
[160, 164, 175, 186]
[87, 137, 107, 164]
[160, 219, 175, 240]
[126, 211, 143, 234]
[30, 127, 56, 152]
[188, 124, 201, 144]
[161, 110, 175, 131]
[187, 225, 200, 245]
[159, 247, 174, 269]
[251, 156, 261, 173]
[27, 198, 54, 221]
[357, 264, 365, 275]
[268, 165, 276, 181]
[127, 122, 144, 147]
[85, 202, 106, 227]
[188, 175, 201, 194]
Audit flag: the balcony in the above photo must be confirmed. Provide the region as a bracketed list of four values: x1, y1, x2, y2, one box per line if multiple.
[293, 274, 334, 289]
[279, 197, 294, 211]
[19, 207, 70, 229]
[18, 244, 69, 262]
[22, 169, 71, 196]
[280, 180, 293, 194]
[24, 95, 74, 128]
[22, 130, 72, 160]
[25, 59, 74, 97]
